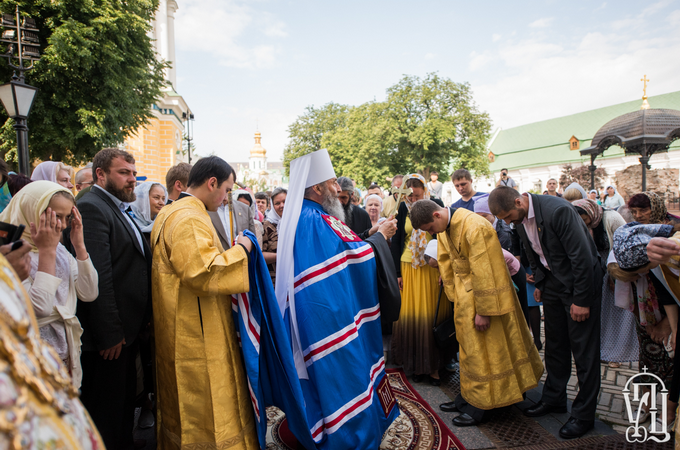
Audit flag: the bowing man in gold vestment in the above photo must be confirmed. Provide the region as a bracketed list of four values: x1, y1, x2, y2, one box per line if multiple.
[410, 200, 543, 427]
[151, 156, 258, 450]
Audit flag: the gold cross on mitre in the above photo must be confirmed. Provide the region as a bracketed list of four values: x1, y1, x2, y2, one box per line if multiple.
[387, 183, 413, 217]
[640, 75, 651, 110]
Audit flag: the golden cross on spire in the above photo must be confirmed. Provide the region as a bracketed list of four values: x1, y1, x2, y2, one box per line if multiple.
[641, 75, 650, 99]
[640, 75, 651, 110]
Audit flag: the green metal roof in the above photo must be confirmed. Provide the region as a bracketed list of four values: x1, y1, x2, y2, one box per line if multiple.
[489, 91, 680, 171]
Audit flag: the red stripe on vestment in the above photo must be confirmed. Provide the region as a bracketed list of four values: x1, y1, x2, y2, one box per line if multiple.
[294, 247, 373, 289]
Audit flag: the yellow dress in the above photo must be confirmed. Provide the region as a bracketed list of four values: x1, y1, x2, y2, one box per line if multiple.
[438, 209, 544, 410]
[151, 197, 258, 450]
[391, 216, 446, 375]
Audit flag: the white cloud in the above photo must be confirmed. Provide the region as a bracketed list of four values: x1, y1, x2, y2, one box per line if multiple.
[261, 12, 288, 37]
[492, 33, 502, 42]
[424, 52, 436, 60]
[529, 17, 554, 28]
[469, 51, 493, 71]
[641, 0, 673, 17]
[669, 10, 680, 25]
[472, 8, 680, 131]
[594, 2, 607, 12]
[174, 0, 286, 69]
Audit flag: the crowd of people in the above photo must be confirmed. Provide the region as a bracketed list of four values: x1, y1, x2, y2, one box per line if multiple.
[0, 149, 679, 448]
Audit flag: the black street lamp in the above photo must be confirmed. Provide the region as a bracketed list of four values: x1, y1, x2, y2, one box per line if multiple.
[0, 7, 41, 175]
[182, 112, 194, 164]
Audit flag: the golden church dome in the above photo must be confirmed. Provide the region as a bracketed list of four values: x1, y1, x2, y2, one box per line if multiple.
[250, 131, 267, 158]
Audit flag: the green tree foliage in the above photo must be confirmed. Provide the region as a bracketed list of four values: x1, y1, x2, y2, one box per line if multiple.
[0, 0, 168, 165]
[283, 73, 492, 186]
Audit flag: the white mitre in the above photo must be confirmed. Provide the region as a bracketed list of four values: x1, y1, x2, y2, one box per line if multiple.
[275, 149, 336, 379]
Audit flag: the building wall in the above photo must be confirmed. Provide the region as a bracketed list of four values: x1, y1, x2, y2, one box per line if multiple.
[125, 115, 183, 183]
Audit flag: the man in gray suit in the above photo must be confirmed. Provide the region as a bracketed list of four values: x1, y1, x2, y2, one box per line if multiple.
[208, 192, 255, 249]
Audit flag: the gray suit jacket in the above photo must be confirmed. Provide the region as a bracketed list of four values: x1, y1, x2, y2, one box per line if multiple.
[208, 200, 255, 249]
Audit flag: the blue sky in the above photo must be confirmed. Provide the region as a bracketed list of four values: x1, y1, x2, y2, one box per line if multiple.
[173, 0, 680, 164]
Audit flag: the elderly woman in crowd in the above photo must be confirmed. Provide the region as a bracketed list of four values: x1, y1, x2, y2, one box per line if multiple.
[603, 185, 625, 209]
[262, 187, 286, 285]
[390, 174, 446, 385]
[613, 223, 680, 430]
[130, 181, 167, 241]
[365, 194, 385, 228]
[0, 181, 98, 388]
[572, 198, 638, 369]
[31, 161, 74, 190]
[563, 182, 587, 202]
[609, 193, 680, 423]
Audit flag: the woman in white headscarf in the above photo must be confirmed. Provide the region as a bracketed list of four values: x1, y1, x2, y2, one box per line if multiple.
[603, 185, 625, 209]
[562, 182, 588, 202]
[0, 180, 98, 388]
[31, 161, 74, 190]
[390, 174, 447, 385]
[130, 182, 167, 238]
[262, 187, 287, 285]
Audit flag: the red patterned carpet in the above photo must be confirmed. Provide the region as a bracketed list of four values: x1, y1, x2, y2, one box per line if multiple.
[266, 368, 466, 449]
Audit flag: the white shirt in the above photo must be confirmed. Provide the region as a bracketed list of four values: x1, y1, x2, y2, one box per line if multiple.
[522, 193, 549, 270]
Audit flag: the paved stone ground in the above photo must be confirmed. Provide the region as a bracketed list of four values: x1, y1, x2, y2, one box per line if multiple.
[131, 329, 661, 449]
[406, 327, 667, 449]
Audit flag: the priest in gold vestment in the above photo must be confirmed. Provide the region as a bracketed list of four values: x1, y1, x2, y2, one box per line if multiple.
[151, 156, 258, 449]
[410, 199, 543, 426]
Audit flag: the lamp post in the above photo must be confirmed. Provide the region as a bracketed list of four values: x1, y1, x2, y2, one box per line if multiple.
[182, 112, 194, 164]
[0, 7, 41, 175]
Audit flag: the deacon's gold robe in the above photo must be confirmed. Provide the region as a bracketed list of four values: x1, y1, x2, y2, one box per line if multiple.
[151, 196, 258, 450]
[438, 208, 544, 410]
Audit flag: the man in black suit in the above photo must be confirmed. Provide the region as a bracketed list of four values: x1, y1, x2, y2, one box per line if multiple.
[76, 148, 152, 449]
[489, 186, 602, 439]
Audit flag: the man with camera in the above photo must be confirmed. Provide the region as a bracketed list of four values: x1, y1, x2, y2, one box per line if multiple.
[496, 168, 518, 190]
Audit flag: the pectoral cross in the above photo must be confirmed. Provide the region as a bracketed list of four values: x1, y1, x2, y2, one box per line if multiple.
[388, 184, 413, 217]
[641, 75, 650, 99]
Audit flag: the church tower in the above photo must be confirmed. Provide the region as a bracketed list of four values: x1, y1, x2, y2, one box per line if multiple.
[249, 131, 268, 173]
[123, 0, 191, 183]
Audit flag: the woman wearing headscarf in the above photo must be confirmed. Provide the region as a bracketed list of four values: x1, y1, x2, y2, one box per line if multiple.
[130, 181, 167, 241]
[262, 187, 286, 285]
[390, 174, 446, 385]
[31, 161, 74, 190]
[609, 193, 680, 422]
[613, 223, 680, 430]
[0, 180, 98, 388]
[627, 191, 680, 226]
[603, 185, 625, 210]
[365, 194, 385, 228]
[562, 182, 587, 202]
[572, 199, 638, 368]
[588, 189, 601, 205]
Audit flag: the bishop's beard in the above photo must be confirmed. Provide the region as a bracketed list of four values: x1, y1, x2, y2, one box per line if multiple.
[321, 190, 345, 223]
